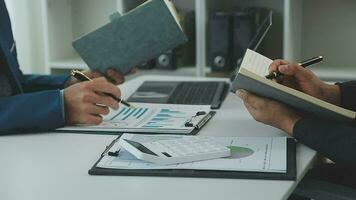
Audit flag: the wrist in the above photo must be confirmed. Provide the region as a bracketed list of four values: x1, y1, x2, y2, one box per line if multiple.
[280, 114, 301, 136]
[64, 76, 77, 88]
[322, 84, 341, 105]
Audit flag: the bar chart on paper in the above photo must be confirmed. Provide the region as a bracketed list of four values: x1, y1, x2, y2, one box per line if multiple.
[59, 103, 212, 134]
[105, 106, 188, 129]
[86, 103, 212, 133]
[142, 108, 187, 128]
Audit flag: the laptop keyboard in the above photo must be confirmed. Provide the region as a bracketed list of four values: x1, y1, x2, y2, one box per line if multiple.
[168, 82, 219, 105]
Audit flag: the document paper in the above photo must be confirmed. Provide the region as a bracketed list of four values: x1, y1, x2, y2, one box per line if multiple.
[239, 49, 273, 77]
[60, 103, 211, 134]
[98, 134, 287, 173]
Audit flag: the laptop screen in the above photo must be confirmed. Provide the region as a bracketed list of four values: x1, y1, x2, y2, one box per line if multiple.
[248, 11, 273, 52]
[231, 10, 272, 81]
[232, 10, 272, 74]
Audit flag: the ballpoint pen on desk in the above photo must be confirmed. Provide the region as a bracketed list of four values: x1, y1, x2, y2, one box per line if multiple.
[265, 56, 323, 80]
[70, 69, 134, 108]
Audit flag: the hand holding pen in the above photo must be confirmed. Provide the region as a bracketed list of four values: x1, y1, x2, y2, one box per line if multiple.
[63, 74, 122, 125]
[265, 56, 323, 80]
[71, 70, 133, 108]
[264, 57, 340, 105]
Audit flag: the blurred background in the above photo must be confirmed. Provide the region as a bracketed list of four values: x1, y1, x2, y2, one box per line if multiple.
[5, 0, 356, 82]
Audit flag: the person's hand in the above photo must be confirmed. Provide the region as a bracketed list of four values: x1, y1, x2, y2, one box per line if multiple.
[269, 60, 340, 105]
[63, 77, 121, 125]
[65, 67, 138, 87]
[236, 89, 301, 136]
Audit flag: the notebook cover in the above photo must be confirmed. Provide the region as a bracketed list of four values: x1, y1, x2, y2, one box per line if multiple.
[88, 138, 296, 181]
[72, 0, 188, 74]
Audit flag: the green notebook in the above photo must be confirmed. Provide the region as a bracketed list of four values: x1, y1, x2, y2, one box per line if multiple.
[72, 0, 187, 74]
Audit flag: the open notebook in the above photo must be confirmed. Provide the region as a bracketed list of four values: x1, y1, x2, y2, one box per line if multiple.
[232, 49, 356, 121]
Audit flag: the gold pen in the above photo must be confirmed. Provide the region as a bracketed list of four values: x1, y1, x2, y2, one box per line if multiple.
[70, 70, 134, 108]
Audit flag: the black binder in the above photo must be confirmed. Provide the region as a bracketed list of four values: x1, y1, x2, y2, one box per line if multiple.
[89, 136, 297, 181]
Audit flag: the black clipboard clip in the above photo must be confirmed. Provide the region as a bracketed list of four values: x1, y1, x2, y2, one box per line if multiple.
[185, 111, 213, 129]
[101, 136, 121, 157]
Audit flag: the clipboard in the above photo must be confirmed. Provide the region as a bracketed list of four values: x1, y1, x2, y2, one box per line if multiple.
[88, 136, 296, 181]
[57, 111, 216, 135]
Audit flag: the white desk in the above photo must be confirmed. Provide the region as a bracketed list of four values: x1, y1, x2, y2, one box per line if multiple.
[0, 75, 317, 200]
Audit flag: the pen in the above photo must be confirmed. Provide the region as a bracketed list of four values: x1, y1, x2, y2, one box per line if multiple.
[265, 56, 323, 80]
[70, 70, 133, 108]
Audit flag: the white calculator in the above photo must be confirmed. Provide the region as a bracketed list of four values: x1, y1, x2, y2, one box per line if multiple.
[119, 136, 231, 165]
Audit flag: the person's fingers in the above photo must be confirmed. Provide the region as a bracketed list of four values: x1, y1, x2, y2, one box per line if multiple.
[86, 104, 110, 116]
[237, 90, 264, 109]
[236, 90, 249, 102]
[87, 77, 122, 99]
[129, 66, 139, 75]
[268, 59, 290, 73]
[82, 92, 119, 110]
[96, 94, 120, 110]
[278, 64, 313, 81]
[279, 75, 298, 88]
[85, 114, 103, 125]
[107, 69, 125, 85]
[71, 103, 104, 125]
[88, 71, 102, 79]
[275, 75, 285, 83]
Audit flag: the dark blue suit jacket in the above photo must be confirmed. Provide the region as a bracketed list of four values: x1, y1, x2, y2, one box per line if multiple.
[0, 0, 69, 133]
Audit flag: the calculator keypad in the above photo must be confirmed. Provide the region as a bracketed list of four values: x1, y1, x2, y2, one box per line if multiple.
[121, 136, 231, 165]
[151, 138, 228, 157]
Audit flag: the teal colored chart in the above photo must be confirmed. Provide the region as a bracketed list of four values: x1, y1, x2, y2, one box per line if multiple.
[110, 107, 148, 121]
[142, 108, 186, 128]
[228, 146, 254, 159]
[109, 107, 189, 129]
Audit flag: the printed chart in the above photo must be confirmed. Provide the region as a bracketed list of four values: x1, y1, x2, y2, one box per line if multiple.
[228, 146, 254, 159]
[110, 107, 149, 121]
[142, 108, 187, 128]
[60, 103, 211, 133]
[99, 134, 287, 173]
[103, 107, 188, 129]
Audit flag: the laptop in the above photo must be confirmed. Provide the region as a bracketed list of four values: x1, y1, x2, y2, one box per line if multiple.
[128, 11, 273, 109]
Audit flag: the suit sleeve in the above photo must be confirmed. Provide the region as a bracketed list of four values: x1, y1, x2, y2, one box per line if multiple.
[293, 118, 356, 168]
[337, 81, 356, 111]
[291, 81, 356, 168]
[21, 74, 70, 92]
[0, 90, 65, 134]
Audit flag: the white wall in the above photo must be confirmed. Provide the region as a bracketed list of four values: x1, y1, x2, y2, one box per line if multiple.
[4, 0, 46, 74]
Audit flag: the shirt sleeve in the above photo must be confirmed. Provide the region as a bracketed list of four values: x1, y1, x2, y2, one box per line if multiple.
[60, 89, 66, 123]
[293, 118, 356, 168]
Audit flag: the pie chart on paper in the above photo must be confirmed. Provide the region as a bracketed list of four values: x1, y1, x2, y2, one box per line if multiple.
[228, 146, 254, 159]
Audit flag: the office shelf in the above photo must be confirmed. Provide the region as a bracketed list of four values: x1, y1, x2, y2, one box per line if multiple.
[284, 0, 356, 81]
[41, 0, 356, 80]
